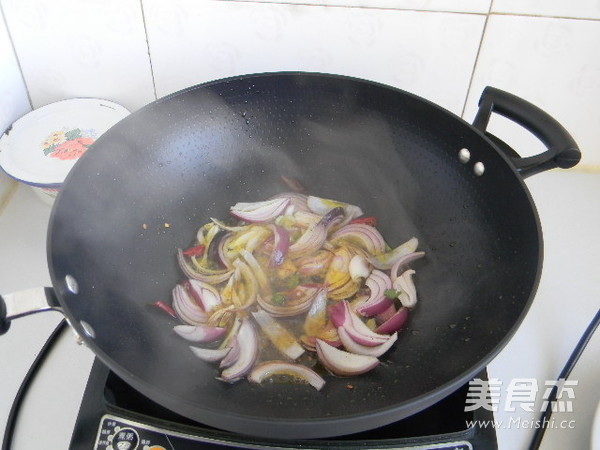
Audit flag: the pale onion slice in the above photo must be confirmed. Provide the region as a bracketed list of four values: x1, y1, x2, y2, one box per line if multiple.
[172, 284, 208, 325]
[306, 196, 363, 227]
[230, 198, 290, 223]
[315, 339, 379, 376]
[231, 259, 258, 309]
[330, 300, 391, 346]
[173, 325, 227, 343]
[369, 237, 419, 270]
[303, 289, 329, 337]
[240, 249, 271, 296]
[177, 249, 233, 284]
[257, 285, 323, 318]
[252, 309, 305, 360]
[268, 224, 290, 267]
[189, 346, 231, 363]
[219, 319, 259, 382]
[185, 279, 222, 313]
[348, 254, 371, 281]
[330, 224, 387, 255]
[271, 191, 310, 212]
[297, 250, 333, 277]
[393, 269, 418, 308]
[355, 270, 393, 317]
[338, 327, 398, 357]
[249, 361, 325, 391]
[219, 337, 240, 368]
[390, 251, 426, 281]
[288, 208, 344, 258]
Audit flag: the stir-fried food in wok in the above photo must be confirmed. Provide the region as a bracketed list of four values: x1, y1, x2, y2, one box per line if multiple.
[157, 192, 425, 390]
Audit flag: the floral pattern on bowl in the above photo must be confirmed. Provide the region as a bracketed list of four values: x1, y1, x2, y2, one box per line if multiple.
[42, 128, 97, 161]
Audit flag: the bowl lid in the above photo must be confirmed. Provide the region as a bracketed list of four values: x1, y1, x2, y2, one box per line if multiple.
[0, 98, 129, 187]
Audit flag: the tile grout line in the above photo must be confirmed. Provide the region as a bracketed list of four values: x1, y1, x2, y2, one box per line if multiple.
[139, 0, 158, 101]
[460, 1, 493, 119]
[0, 2, 33, 111]
[491, 10, 600, 22]
[211, 0, 489, 15]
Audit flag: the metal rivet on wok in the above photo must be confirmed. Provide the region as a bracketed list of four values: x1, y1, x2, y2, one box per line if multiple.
[80, 321, 96, 339]
[474, 162, 485, 176]
[458, 148, 471, 164]
[65, 275, 79, 294]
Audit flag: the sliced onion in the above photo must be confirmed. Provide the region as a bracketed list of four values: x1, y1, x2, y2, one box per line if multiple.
[338, 327, 398, 357]
[252, 309, 305, 360]
[375, 302, 397, 324]
[219, 319, 259, 382]
[239, 249, 271, 296]
[230, 198, 290, 223]
[390, 251, 426, 281]
[306, 196, 363, 226]
[330, 224, 386, 255]
[355, 270, 393, 317]
[329, 300, 390, 346]
[288, 207, 344, 258]
[369, 237, 419, 270]
[288, 222, 327, 258]
[324, 246, 352, 295]
[219, 337, 240, 368]
[349, 254, 371, 281]
[375, 307, 409, 334]
[257, 285, 323, 318]
[303, 288, 329, 335]
[394, 269, 417, 308]
[268, 224, 290, 267]
[177, 248, 233, 284]
[185, 279, 222, 313]
[271, 191, 310, 211]
[315, 339, 379, 376]
[249, 361, 325, 391]
[217, 233, 234, 269]
[292, 210, 322, 227]
[172, 284, 208, 325]
[231, 259, 258, 309]
[296, 250, 333, 277]
[174, 325, 227, 343]
[189, 346, 231, 362]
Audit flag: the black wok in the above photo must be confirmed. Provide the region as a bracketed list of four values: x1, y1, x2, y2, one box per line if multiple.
[1, 73, 580, 439]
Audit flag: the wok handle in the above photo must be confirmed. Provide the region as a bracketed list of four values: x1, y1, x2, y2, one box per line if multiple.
[473, 86, 581, 178]
[0, 288, 62, 335]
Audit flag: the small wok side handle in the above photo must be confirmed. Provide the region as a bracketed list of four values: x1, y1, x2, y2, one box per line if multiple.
[0, 288, 62, 335]
[473, 86, 581, 178]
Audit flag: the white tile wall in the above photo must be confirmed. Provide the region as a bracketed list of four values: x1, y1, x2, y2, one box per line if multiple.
[0, 5, 30, 203]
[143, 0, 485, 115]
[0, 0, 155, 112]
[463, 14, 600, 167]
[492, 0, 600, 20]
[0, 0, 598, 171]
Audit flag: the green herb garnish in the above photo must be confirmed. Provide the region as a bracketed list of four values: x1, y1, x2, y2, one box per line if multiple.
[272, 292, 287, 305]
[384, 288, 401, 299]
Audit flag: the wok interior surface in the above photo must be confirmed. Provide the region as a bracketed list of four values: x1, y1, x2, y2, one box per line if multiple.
[48, 73, 541, 438]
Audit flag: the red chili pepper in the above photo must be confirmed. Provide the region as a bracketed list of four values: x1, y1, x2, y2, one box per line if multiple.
[152, 301, 177, 318]
[182, 244, 205, 257]
[350, 216, 377, 227]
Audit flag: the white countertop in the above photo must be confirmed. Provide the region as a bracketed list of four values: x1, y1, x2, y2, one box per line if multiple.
[1, 171, 599, 450]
